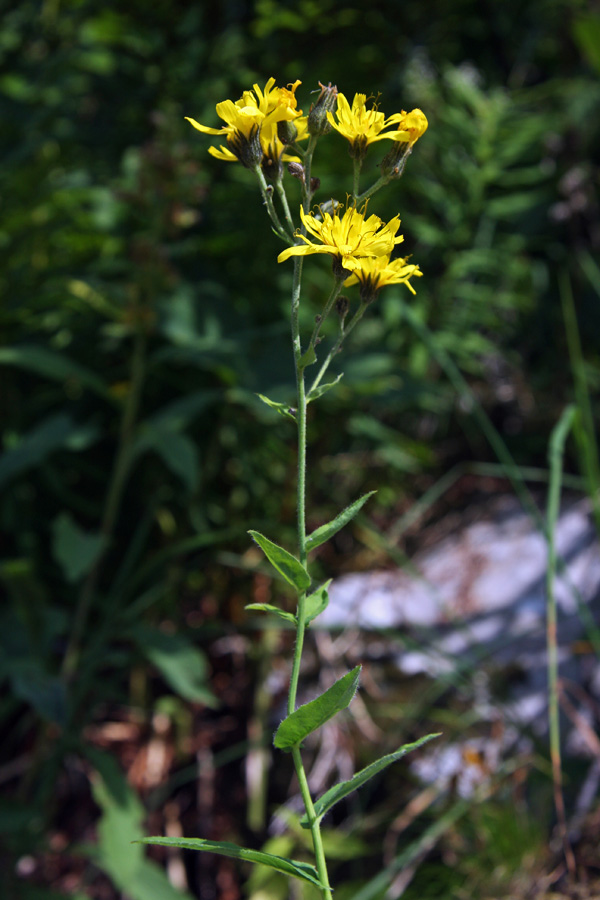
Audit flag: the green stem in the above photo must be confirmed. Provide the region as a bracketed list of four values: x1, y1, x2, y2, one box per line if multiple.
[287, 140, 306, 158]
[546, 404, 577, 877]
[308, 276, 345, 351]
[309, 301, 368, 397]
[355, 174, 390, 205]
[560, 269, 600, 533]
[302, 136, 319, 219]
[352, 156, 362, 202]
[292, 747, 333, 900]
[254, 165, 293, 242]
[355, 146, 412, 206]
[274, 174, 296, 237]
[288, 255, 307, 714]
[287, 251, 333, 900]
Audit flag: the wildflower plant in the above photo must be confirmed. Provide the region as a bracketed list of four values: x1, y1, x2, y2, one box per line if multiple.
[143, 78, 438, 897]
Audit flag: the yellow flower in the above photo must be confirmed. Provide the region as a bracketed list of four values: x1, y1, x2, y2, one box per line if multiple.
[389, 107, 428, 147]
[326, 93, 417, 157]
[185, 77, 307, 167]
[277, 204, 404, 273]
[344, 255, 423, 301]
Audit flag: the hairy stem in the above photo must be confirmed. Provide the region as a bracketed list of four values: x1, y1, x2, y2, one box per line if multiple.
[275, 174, 296, 237]
[356, 174, 391, 205]
[308, 276, 345, 351]
[352, 155, 362, 202]
[288, 255, 307, 714]
[309, 301, 368, 396]
[287, 248, 333, 899]
[254, 165, 293, 242]
[302, 136, 319, 219]
[292, 746, 333, 900]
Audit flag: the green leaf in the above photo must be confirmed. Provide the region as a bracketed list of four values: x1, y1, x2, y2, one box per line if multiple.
[306, 492, 376, 553]
[52, 512, 105, 583]
[248, 531, 310, 593]
[139, 837, 325, 889]
[274, 666, 361, 750]
[90, 755, 196, 900]
[256, 393, 296, 421]
[11, 662, 67, 726]
[305, 580, 331, 624]
[306, 373, 343, 402]
[0, 345, 108, 396]
[0, 414, 98, 488]
[132, 625, 217, 706]
[245, 603, 296, 624]
[298, 345, 317, 370]
[134, 426, 199, 492]
[300, 733, 441, 827]
[573, 13, 600, 75]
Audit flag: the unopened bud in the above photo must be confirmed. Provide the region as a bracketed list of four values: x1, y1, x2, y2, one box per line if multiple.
[336, 295, 350, 320]
[308, 82, 338, 136]
[277, 119, 298, 145]
[380, 142, 411, 179]
[310, 176, 320, 194]
[288, 161, 305, 183]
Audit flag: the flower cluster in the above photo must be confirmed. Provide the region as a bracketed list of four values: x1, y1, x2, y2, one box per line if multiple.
[186, 78, 427, 303]
[327, 93, 428, 159]
[278, 203, 421, 301]
[277, 204, 402, 273]
[185, 77, 308, 171]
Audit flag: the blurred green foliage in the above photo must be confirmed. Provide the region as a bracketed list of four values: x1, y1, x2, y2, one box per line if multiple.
[1, 0, 599, 897]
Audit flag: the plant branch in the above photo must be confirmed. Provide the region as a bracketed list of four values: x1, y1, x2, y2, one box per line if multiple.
[254, 165, 294, 242]
[308, 301, 368, 397]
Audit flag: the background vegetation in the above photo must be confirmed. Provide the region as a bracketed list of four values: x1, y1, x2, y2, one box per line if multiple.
[1, 0, 600, 897]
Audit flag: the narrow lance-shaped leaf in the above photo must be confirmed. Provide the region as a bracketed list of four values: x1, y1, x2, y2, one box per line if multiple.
[306, 491, 376, 553]
[245, 603, 296, 625]
[274, 666, 361, 751]
[300, 733, 441, 828]
[139, 837, 326, 889]
[305, 580, 331, 625]
[248, 531, 311, 593]
[306, 373, 344, 403]
[256, 393, 296, 421]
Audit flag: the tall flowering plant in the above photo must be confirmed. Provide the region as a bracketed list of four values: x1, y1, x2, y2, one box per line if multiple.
[143, 79, 437, 898]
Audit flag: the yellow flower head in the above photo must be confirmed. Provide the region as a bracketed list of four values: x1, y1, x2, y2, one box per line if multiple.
[389, 108, 428, 147]
[326, 93, 417, 158]
[344, 254, 423, 302]
[185, 77, 308, 167]
[278, 204, 404, 274]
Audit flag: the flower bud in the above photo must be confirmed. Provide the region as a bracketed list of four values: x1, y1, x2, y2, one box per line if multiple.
[308, 82, 338, 136]
[277, 119, 298, 145]
[336, 295, 350, 321]
[288, 161, 305, 183]
[379, 142, 411, 179]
